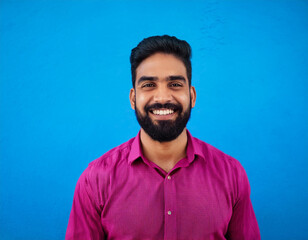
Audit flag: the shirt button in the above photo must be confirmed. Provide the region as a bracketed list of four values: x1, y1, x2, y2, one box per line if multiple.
[167, 176, 171, 180]
[167, 211, 172, 215]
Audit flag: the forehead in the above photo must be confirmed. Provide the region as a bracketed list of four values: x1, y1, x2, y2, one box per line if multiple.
[136, 53, 187, 78]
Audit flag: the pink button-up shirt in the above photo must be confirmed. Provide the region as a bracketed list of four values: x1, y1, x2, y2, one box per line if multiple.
[66, 131, 260, 240]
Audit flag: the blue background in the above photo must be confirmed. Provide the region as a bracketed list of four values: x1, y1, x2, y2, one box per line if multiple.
[1, 0, 307, 239]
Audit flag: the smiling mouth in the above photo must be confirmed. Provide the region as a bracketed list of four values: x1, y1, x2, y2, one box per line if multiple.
[149, 108, 175, 116]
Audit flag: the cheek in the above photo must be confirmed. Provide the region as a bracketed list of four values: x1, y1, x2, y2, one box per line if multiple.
[176, 93, 191, 107]
[135, 93, 148, 109]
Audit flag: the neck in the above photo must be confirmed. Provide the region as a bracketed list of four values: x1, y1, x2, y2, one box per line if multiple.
[140, 128, 188, 173]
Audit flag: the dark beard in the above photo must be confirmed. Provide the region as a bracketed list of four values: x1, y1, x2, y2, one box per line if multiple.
[135, 101, 191, 142]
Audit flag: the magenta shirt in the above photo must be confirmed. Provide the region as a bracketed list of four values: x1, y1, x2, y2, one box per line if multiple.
[66, 131, 260, 240]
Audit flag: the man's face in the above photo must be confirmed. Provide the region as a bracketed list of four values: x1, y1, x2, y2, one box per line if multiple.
[130, 53, 196, 142]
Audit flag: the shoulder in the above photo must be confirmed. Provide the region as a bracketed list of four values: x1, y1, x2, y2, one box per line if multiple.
[79, 137, 135, 186]
[192, 135, 244, 171]
[89, 137, 135, 170]
[192, 135, 249, 200]
[75, 137, 135, 203]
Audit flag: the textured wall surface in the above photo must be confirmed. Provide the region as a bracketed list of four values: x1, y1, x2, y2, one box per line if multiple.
[1, 0, 307, 239]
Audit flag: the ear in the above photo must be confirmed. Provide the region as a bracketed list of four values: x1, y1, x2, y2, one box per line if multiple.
[190, 86, 196, 108]
[129, 88, 136, 110]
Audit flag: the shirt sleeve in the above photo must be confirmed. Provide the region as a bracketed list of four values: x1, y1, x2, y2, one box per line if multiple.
[226, 163, 261, 240]
[65, 168, 105, 240]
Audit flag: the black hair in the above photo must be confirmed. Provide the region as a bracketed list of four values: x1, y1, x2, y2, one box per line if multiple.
[130, 35, 192, 88]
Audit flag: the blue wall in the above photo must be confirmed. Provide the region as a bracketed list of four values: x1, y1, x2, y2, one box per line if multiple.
[1, 1, 307, 239]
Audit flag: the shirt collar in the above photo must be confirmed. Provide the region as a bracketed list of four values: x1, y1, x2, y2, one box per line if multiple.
[128, 131, 143, 165]
[128, 130, 206, 165]
[186, 130, 206, 163]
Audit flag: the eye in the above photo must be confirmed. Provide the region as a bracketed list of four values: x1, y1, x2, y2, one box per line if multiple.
[142, 82, 155, 88]
[169, 82, 183, 88]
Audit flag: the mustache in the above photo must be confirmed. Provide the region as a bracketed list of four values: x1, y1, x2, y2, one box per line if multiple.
[144, 103, 182, 112]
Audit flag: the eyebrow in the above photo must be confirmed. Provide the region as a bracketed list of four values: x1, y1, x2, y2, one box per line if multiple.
[167, 75, 186, 82]
[137, 75, 187, 85]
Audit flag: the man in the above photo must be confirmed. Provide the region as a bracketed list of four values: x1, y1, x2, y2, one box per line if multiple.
[66, 35, 260, 240]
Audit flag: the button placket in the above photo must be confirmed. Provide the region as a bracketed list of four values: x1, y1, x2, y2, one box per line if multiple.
[164, 174, 176, 240]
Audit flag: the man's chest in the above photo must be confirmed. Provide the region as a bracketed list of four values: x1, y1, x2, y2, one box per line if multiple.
[99, 163, 233, 240]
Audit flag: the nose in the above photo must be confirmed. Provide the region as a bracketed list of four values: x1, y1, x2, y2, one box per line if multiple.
[153, 85, 172, 103]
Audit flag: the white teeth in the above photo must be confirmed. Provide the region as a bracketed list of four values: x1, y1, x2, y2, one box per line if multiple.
[153, 109, 174, 115]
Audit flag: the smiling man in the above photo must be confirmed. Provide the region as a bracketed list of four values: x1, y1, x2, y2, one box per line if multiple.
[66, 35, 260, 240]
